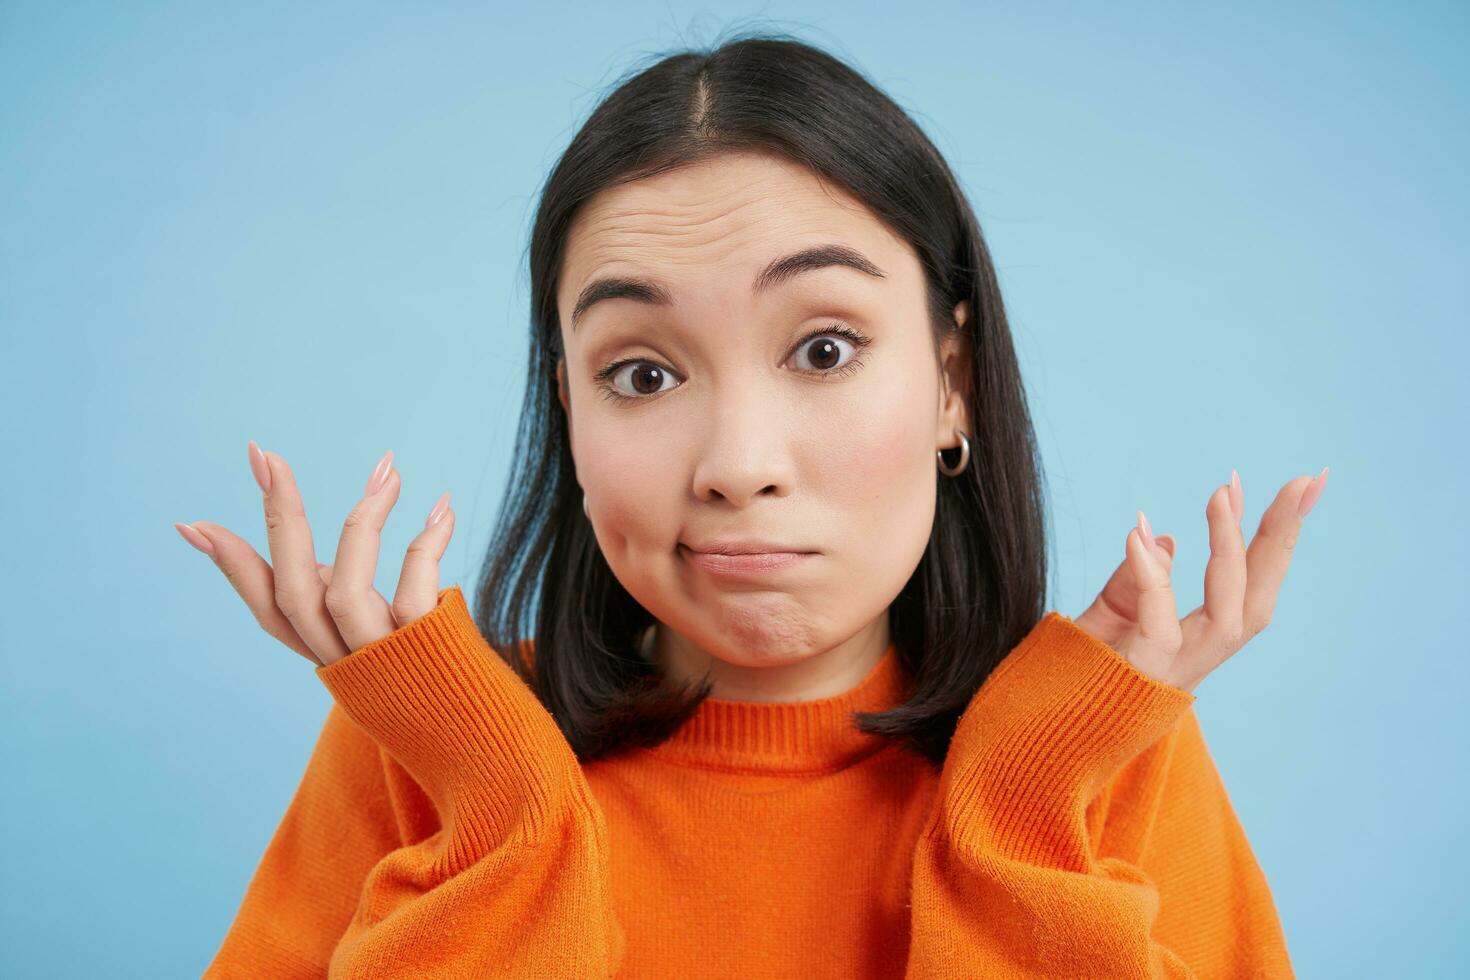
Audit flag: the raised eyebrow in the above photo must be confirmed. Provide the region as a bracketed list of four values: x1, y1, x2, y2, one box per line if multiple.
[569, 243, 886, 331]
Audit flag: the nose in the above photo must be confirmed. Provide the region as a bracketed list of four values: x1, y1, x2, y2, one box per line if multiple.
[689, 385, 797, 507]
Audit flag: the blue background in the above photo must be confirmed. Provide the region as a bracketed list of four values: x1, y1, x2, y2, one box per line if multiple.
[3, 2, 1464, 976]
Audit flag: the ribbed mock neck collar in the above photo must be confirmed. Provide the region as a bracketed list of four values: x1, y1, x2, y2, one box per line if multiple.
[645, 643, 909, 774]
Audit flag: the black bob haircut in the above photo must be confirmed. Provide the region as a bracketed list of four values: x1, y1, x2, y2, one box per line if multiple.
[472, 30, 1051, 768]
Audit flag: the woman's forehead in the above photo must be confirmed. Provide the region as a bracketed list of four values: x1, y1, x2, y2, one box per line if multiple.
[560, 156, 911, 318]
[574, 154, 884, 247]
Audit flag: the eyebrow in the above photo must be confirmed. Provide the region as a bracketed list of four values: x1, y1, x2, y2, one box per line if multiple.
[569, 243, 887, 331]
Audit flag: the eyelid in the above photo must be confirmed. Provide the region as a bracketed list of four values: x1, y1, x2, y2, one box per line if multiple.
[593, 322, 873, 404]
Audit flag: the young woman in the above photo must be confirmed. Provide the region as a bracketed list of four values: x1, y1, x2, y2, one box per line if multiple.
[182, 34, 1323, 979]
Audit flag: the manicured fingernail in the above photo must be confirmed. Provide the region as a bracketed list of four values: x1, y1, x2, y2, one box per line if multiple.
[425, 491, 451, 528]
[1297, 466, 1329, 519]
[365, 450, 394, 496]
[175, 522, 215, 556]
[1229, 469, 1243, 525]
[248, 441, 271, 494]
[1137, 509, 1155, 552]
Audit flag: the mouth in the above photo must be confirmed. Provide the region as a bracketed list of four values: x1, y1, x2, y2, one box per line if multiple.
[678, 542, 817, 578]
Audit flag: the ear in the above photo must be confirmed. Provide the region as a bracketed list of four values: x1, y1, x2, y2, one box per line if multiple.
[935, 299, 973, 448]
[556, 357, 575, 448]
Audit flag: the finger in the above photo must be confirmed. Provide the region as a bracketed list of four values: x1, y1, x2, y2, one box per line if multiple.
[1127, 513, 1180, 646]
[252, 442, 349, 664]
[324, 453, 401, 650]
[317, 562, 333, 587]
[392, 492, 455, 627]
[186, 521, 322, 665]
[1081, 532, 1176, 632]
[1241, 471, 1327, 638]
[1122, 515, 1182, 680]
[1200, 482, 1247, 650]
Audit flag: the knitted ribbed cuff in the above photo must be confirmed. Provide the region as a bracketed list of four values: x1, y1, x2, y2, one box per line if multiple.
[315, 586, 580, 852]
[938, 611, 1196, 868]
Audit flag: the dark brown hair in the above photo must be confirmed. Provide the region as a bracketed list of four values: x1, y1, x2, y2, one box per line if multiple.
[472, 30, 1051, 768]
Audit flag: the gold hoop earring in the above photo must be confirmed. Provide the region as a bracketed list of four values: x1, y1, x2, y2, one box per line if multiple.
[937, 430, 970, 477]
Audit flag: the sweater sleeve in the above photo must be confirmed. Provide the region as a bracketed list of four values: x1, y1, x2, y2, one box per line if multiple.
[203, 701, 414, 978]
[210, 585, 624, 979]
[904, 612, 1295, 979]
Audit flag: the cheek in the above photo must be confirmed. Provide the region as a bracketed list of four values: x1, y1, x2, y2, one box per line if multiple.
[820, 367, 937, 510]
[814, 371, 939, 584]
[577, 423, 677, 555]
[854, 407, 930, 494]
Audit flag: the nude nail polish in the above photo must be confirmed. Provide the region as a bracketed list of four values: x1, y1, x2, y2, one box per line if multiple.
[1230, 469, 1243, 525]
[175, 522, 215, 556]
[248, 441, 271, 494]
[365, 450, 394, 496]
[1137, 509, 1155, 552]
[1297, 466, 1329, 519]
[425, 491, 451, 528]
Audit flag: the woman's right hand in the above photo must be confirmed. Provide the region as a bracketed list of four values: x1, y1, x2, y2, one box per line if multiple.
[173, 440, 455, 667]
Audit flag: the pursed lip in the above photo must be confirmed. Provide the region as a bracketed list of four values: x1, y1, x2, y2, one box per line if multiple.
[680, 545, 815, 577]
[681, 538, 817, 556]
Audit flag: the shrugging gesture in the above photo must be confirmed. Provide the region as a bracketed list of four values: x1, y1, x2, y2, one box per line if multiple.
[186, 443, 624, 978]
[1072, 466, 1329, 695]
[905, 469, 1321, 978]
[175, 441, 454, 667]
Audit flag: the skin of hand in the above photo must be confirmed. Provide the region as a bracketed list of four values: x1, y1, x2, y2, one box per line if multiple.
[172, 441, 456, 666]
[1071, 466, 1329, 695]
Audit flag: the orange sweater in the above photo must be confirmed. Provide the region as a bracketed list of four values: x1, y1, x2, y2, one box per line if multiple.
[204, 586, 1294, 978]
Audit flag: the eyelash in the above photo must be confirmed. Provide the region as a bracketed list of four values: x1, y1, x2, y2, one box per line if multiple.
[592, 322, 874, 405]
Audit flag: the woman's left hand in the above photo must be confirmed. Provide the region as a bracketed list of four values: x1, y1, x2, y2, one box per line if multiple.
[1072, 467, 1329, 694]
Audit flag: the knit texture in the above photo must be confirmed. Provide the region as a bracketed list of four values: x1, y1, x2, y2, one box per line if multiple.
[205, 586, 1294, 978]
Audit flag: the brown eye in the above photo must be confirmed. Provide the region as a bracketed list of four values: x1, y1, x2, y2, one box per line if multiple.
[608, 362, 678, 398]
[595, 323, 871, 405]
[791, 333, 857, 373]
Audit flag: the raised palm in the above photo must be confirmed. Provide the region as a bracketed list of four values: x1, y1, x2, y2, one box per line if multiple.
[1072, 468, 1329, 694]
[172, 441, 456, 666]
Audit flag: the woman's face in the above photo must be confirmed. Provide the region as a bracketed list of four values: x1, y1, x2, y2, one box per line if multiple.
[556, 150, 971, 701]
